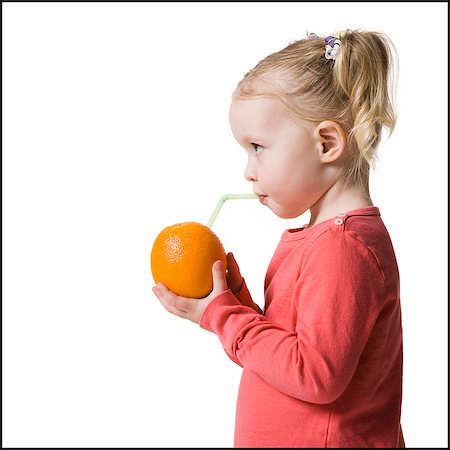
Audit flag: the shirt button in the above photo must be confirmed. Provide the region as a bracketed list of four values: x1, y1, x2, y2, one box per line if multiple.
[334, 217, 344, 225]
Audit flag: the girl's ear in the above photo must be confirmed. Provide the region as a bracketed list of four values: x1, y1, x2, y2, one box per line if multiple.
[314, 121, 346, 162]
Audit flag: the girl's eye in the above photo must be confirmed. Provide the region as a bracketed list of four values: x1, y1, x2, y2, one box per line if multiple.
[251, 143, 264, 154]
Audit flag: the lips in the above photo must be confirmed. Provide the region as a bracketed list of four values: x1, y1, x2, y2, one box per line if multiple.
[254, 191, 268, 204]
[258, 195, 268, 205]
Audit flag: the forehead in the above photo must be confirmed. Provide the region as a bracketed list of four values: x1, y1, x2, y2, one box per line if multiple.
[229, 97, 290, 137]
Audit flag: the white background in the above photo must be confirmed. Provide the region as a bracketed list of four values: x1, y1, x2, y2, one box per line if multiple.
[3, 2, 448, 448]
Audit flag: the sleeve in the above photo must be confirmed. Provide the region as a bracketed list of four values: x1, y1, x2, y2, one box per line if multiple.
[199, 231, 386, 404]
[219, 279, 263, 367]
[235, 279, 264, 315]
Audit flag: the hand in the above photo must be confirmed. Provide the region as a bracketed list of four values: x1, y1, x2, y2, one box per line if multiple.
[152, 259, 229, 324]
[153, 252, 247, 324]
[225, 252, 245, 294]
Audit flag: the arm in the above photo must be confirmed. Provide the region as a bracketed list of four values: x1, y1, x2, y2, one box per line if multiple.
[152, 252, 262, 368]
[199, 231, 386, 404]
[221, 278, 263, 367]
[215, 253, 263, 367]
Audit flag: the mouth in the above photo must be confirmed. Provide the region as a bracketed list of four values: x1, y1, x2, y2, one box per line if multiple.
[253, 190, 268, 204]
[256, 194, 268, 205]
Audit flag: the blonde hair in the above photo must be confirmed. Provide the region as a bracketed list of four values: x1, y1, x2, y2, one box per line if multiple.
[233, 29, 398, 197]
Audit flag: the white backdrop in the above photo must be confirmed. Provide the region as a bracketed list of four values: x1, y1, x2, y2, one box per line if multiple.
[3, 2, 448, 448]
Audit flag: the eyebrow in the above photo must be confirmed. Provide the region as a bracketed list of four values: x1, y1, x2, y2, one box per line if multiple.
[242, 134, 265, 143]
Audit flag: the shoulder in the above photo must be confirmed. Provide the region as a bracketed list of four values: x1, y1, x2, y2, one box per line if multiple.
[306, 228, 382, 269]
[303, 212, 393, 281]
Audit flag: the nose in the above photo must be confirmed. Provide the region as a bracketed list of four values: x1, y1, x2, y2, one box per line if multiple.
[244, 157, 257, 182]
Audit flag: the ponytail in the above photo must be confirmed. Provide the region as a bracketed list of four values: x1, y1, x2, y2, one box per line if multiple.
[334, 30, 398, 188]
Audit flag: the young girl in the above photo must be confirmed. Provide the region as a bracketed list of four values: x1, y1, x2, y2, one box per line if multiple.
[152, 29, 404, 448]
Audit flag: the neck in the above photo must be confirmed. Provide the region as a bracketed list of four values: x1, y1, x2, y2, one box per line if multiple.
[307, 181, 373, 229]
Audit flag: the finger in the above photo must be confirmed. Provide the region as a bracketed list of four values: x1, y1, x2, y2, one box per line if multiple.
[154, 283, 193, 317]
[157, 283, 190, 312]
[226, 252, 242, 283]
[212, 260, 228, 293]
[226, 252, 244, 292]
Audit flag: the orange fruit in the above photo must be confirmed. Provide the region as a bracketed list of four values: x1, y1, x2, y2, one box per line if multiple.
[151, 222, 227, 298]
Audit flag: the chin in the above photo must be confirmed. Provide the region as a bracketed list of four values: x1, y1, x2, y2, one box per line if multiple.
[271, 205, 306, 220]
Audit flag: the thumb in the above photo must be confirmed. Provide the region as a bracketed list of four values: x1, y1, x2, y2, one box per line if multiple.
[212, 260, 228, 293]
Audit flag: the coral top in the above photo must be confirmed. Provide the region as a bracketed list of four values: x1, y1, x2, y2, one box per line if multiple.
[200, 207, 404, 448]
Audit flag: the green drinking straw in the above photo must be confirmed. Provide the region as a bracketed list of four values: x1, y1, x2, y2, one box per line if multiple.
[207, 193, 258, 228]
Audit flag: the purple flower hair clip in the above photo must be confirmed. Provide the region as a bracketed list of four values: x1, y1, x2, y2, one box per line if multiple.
[324, 35, 341, 60]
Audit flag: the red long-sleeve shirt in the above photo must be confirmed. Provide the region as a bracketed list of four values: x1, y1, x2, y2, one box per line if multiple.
[200, 207, 404, 448]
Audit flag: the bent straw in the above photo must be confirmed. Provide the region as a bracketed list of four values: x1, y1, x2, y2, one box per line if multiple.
[207, 194, 258, 228]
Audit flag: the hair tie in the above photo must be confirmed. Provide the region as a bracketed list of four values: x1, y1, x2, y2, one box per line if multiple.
[324, 35, 341, 60]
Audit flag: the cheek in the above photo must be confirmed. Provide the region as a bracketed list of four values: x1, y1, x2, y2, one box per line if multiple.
[272, 158, 305, 188]
[272, 164, 318, 202]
